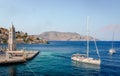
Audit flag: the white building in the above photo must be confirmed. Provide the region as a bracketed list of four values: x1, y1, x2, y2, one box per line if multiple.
[8, 24, 16, 51]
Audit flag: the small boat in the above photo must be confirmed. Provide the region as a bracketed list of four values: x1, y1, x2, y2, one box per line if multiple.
[109, 48, 116, 55]
[71, 16, 101, 65]
[109, 32, 116, 55]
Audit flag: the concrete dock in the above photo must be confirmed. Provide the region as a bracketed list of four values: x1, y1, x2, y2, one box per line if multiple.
[0, 51, 39, 65]
[26, 51, 39, 60]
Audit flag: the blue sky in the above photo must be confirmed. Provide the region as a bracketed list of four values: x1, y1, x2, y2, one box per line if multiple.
[0, 0, 120, 40]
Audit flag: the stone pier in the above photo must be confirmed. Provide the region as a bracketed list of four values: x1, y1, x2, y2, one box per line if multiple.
[0, 51, 39, 64]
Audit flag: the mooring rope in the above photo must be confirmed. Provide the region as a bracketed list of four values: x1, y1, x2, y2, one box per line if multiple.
[94, 37, 100, 59]
[25, 63, 37, 76]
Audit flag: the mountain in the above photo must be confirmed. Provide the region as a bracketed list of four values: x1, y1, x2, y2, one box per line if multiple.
[38, 31, 97, 41]
[0, 27, 48, 44]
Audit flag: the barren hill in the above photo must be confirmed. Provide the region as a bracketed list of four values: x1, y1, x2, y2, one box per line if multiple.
[38, 31, 96, 41]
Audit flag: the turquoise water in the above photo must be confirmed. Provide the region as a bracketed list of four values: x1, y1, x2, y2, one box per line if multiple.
[0, 41, 120, 76]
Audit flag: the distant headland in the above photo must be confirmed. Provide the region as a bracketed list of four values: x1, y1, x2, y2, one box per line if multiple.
[38, 31, 98, 41]
[0, 27, 48, 44]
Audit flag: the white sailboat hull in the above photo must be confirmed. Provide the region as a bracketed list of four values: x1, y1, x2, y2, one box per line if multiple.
[71, 54, 101, 65]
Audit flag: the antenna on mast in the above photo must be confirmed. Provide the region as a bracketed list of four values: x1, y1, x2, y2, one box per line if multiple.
[112, 32, 114, 49]
[87, 16, 89, 58]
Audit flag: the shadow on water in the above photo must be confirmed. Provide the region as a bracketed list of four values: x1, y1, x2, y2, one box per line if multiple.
[0, 64, 38, 76]
[71, 60, 101, 76]
[72, 60, 100, 70]
[9, 66, 16, 76]
[0, 65, 17, 76]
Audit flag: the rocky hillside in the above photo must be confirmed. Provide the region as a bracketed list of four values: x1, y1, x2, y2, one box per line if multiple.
[0, 27, 8, 43]
[0, 27, 48, 44]
[38, 31, 97, 41]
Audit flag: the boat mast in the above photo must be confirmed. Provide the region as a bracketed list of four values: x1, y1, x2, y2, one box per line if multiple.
[112, 32, 114, 49]
[87, 16, 89, 58]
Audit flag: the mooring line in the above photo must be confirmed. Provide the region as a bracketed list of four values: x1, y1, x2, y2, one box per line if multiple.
[26, 64, 37, 76]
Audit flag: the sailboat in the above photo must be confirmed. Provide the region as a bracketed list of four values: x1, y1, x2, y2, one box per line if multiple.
[71, 16, 101, 65]
[109, 32, 116, 55]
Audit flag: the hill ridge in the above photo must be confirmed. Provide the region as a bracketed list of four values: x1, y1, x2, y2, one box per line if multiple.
[38, 31, 97, 41]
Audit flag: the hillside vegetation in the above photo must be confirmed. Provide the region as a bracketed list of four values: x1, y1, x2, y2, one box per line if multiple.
[0, 27, 48, 44]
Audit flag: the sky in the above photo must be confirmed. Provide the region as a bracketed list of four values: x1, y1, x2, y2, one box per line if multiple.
[0, 0, 120, 41]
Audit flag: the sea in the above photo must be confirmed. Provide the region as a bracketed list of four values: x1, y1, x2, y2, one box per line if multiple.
[0, 41, 120, 76]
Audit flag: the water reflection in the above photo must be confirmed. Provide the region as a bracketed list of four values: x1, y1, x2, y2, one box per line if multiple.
[9, 66, 16, 76]
[72, 61, 101, 75]
[72, 60, 100, 69]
